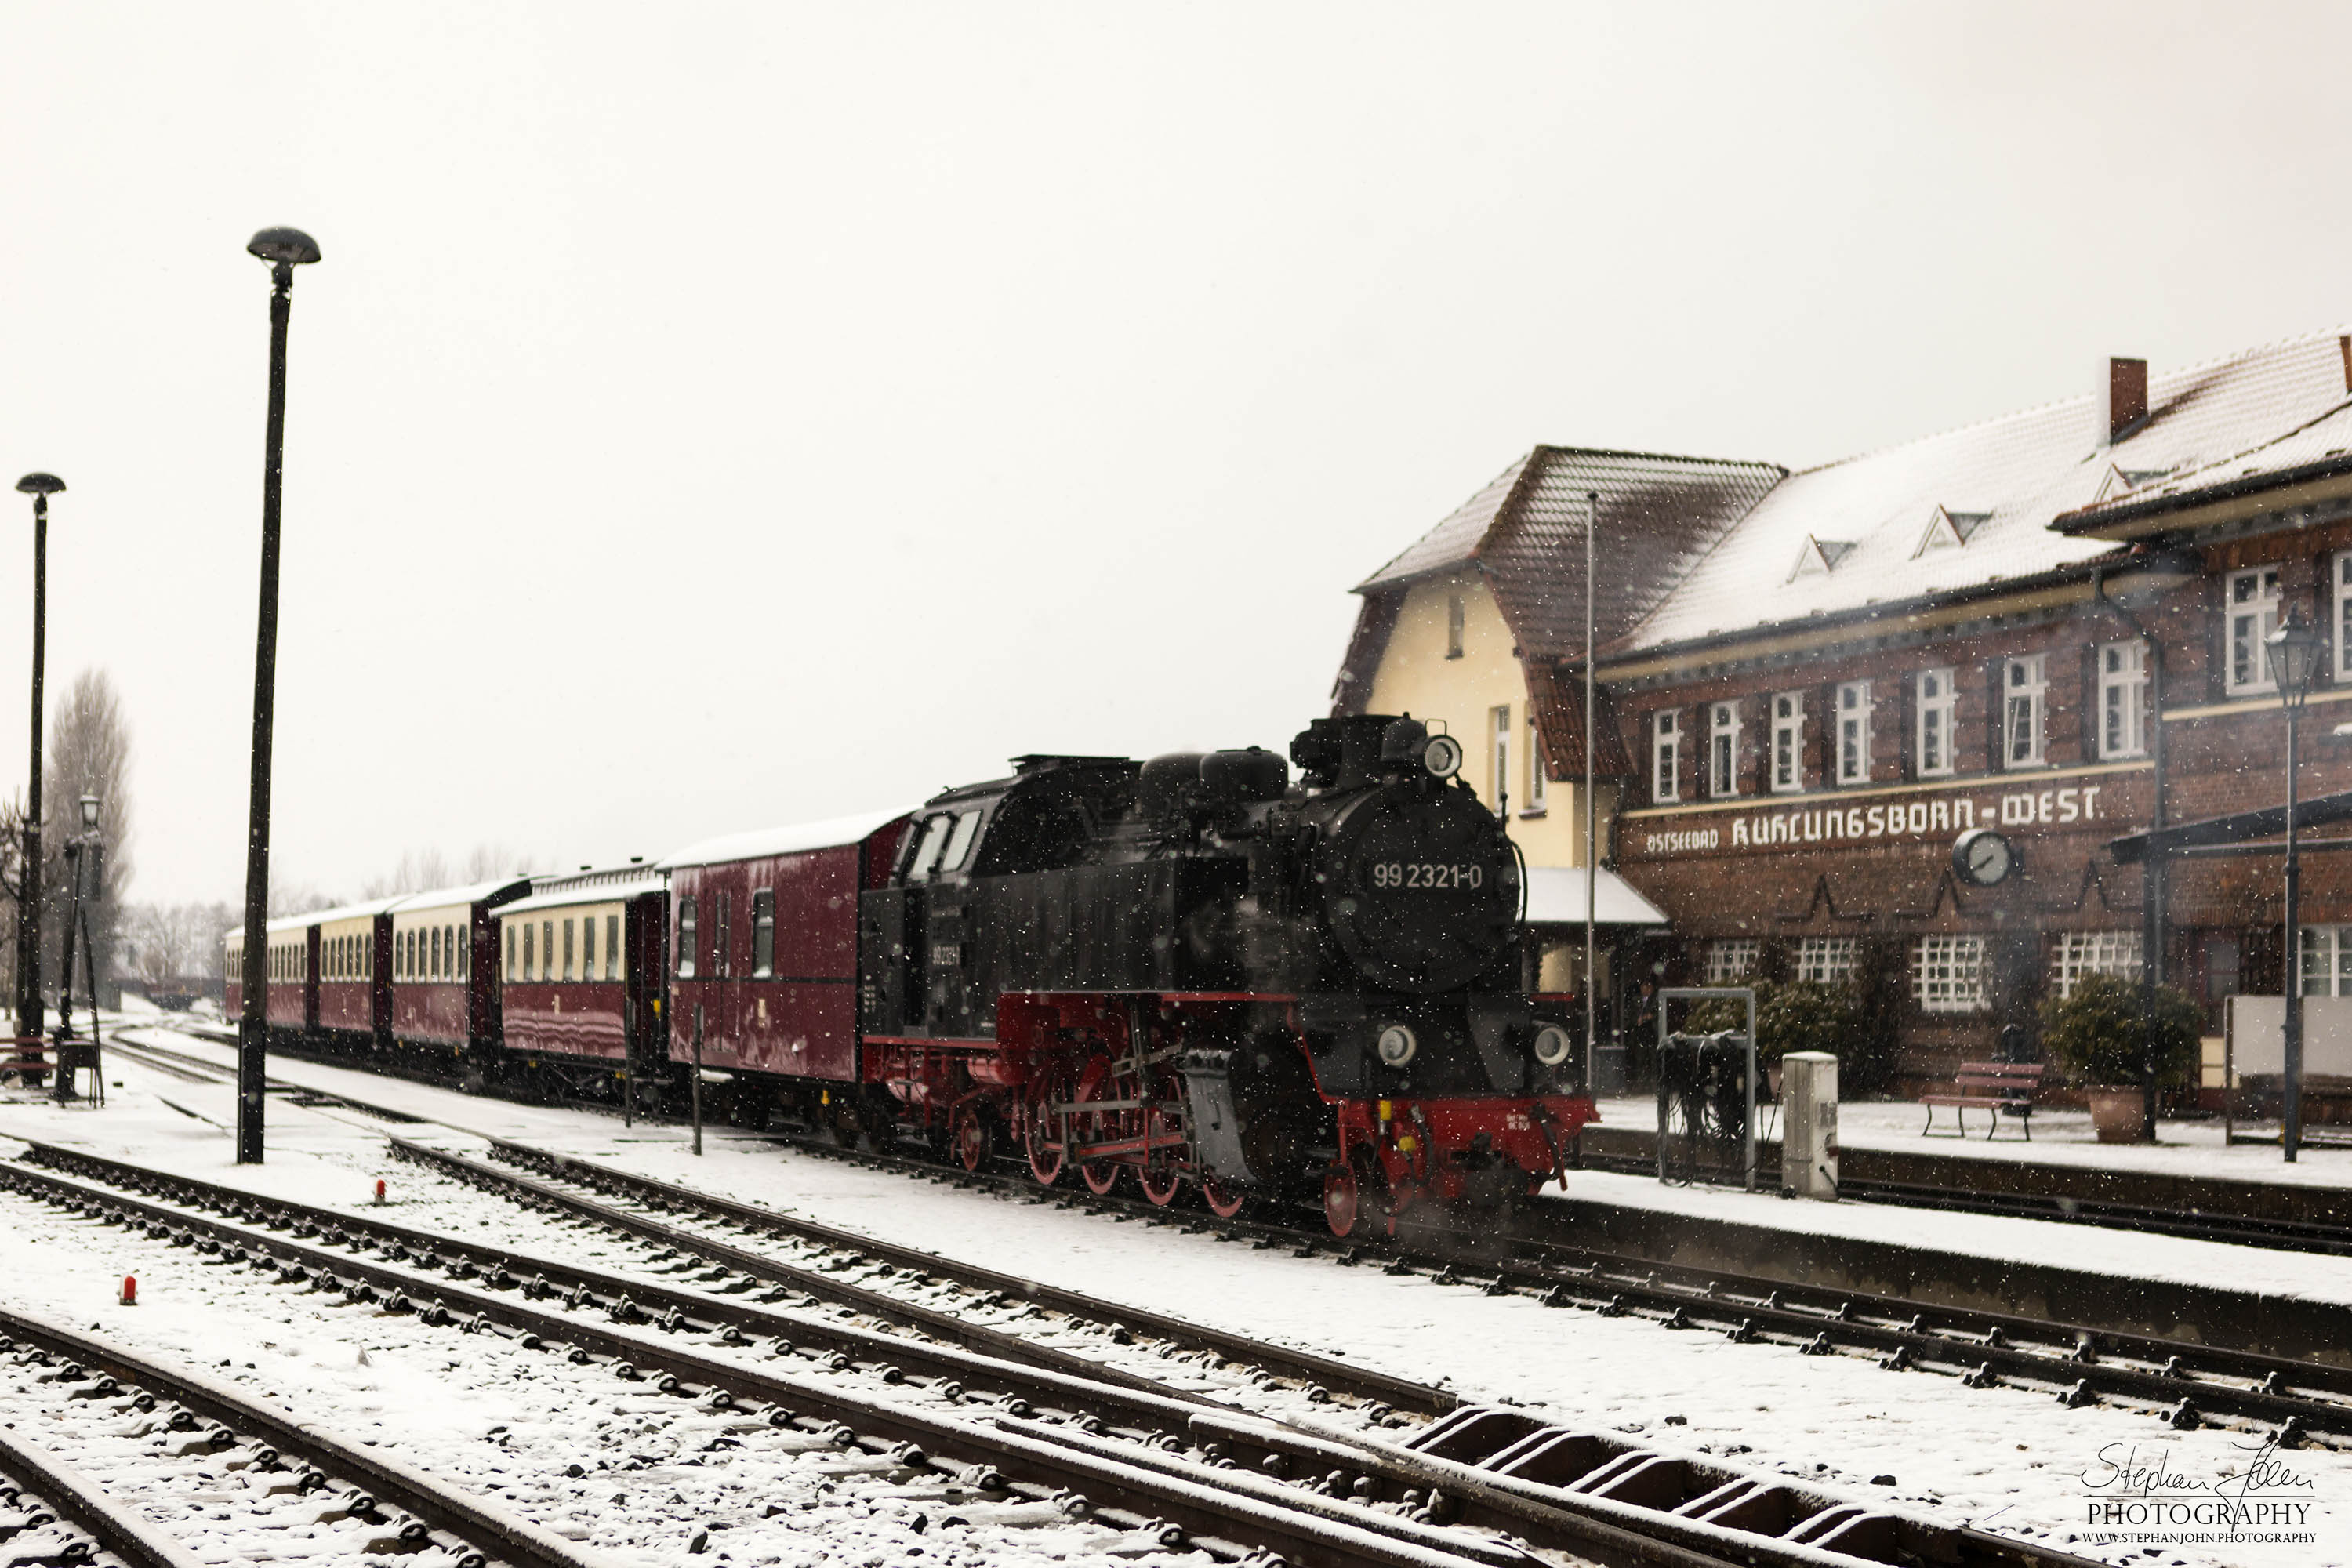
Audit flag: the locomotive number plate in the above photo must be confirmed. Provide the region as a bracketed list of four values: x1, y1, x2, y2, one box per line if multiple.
[1370, 862, 1485, 890]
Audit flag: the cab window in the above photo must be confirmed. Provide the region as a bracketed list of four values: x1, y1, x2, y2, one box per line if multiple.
[941, 810, 982, 873]
[906, 815, 956, 882]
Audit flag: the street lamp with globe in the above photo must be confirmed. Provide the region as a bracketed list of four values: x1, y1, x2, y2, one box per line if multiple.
[2264, 608, 2322, 1162]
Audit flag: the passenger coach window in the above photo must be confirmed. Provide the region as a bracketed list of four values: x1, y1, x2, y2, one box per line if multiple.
[523, 923, 535, 981]
[506, 924, 516, 981]
[715, 893, 731, 978]
[752, 891, 776, 978]
[583, 916, 596, 980]
[606, 915, 619, 980]
[541, 920, 554, 982]
[677, 898, 698, 978]
[564, 918, 575, 982]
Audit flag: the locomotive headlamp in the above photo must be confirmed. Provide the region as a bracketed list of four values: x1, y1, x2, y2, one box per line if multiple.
[1376, 1023, 1419, 1067]
[1421, 735, 1463, 780]
[1531, 1025, 1572, 1067]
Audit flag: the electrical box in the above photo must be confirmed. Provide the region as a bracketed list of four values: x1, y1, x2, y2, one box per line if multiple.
[1780, 1051, 1839, 1200]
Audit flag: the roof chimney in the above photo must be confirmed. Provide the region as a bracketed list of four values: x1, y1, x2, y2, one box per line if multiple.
[2108, 357, 2147, 442]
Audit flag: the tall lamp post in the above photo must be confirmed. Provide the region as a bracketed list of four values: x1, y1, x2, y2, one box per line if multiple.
[236, 227, 321, 1165]
[13, 473, 61, 1050]
[2264, 608, 2321, 1163]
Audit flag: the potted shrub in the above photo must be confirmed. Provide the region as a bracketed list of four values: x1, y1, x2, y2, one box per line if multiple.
[2038, 973, 2202, 1142]
[1688, 980, 1864, 1100]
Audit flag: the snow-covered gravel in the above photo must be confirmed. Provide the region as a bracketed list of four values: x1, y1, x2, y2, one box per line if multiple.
[5, 1026, 2340, 1566]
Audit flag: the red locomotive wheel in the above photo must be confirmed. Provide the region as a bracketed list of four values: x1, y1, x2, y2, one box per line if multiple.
[1322, 1161, 1361, 1237]
[1023, 1076, 1067, 1187]
[1200, 1175, 1247, 1219]
[953, 1106, 991, 1173]
[1138, 1107, 1181, 1206]
[1081, 1160, 1120, 1196]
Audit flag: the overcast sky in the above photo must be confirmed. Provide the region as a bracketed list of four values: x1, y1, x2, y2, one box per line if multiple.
[4, 2, 2347, 906]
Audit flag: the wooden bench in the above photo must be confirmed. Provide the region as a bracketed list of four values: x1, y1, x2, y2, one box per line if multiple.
[0, 1036, 103, 1104]
[1920, 1061, 2043, 1140]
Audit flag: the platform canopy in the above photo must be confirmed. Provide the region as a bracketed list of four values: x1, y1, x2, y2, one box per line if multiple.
[1520, 866, 1669, 927]
[2107, 787, 2352, 863]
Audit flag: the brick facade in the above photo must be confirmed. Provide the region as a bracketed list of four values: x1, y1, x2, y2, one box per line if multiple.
[1599, 524, 2352, 1087]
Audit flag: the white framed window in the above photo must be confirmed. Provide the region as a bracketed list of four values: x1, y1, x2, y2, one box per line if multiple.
[2227, 566, 2281, 695]
[1525, 716, 1547, 813]
[1912, 935, 1987, 1013]
[2099, 640, 2148, 759]
[1915, 666, 1956, 777]
[2051, 930, 2141, 1000]
[1704, 938, 1761, 985]
[1770, 691, 1805, 793]
[2299, 926, 2352, 996]
[1490, 705, 1511, 811]
[1795, 935, 1859, 985]
[2004, 654, 2047, 768]
[1652, 711, 1681, 803]
[1836, 681, 1871, 785]
[2336, 553, 2352, 685]
[1708, 701, 1741, 797]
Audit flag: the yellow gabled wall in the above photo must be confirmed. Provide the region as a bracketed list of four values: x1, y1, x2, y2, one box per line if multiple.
[1360, 571, 1615, 869]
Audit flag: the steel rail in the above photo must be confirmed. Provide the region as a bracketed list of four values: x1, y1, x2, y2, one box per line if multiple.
[446, 1134, 1448, 1414]
[781, 1133, 2351, 1448]
[0, 1301, 612, 1568]
[6, 1141, 1290, 1430]
[405, 1148, 2116, 1568]
[0, 1149, 1970, 1568]
[0, 1156, 1573, 1568]
[0, 1425, 210, 1568]
[383, 1138, 1318, 1406]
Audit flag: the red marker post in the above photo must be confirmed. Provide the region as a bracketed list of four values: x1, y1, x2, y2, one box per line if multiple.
[118, 1276, 136, 1306]
[372, 1178, 386, 1206]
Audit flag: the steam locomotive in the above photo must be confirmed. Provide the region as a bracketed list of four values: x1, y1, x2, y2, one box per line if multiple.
[230, 713, 1596, 1236]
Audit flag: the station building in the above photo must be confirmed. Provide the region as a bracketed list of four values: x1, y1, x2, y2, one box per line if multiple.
[1341, 330, 2352, 1096]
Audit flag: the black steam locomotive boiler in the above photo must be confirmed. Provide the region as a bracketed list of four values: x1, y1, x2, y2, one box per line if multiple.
[857, 713, 1596, 1235]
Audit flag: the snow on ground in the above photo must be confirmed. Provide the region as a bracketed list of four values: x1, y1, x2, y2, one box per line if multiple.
[13, 1025, 2345, 1565]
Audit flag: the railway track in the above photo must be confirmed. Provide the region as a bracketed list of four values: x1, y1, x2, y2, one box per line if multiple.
[103, 1026, 2352, 1442]
[779, 1132, 2352, 1452]
[0, 1141, 2102, 1568]
[0, 1421, 209, 1568]
[0, 1300, 604, 1568]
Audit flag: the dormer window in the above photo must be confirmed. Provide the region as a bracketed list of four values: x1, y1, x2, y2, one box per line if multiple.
[1915, 505, 1991, 557]
[1789, 535, 1857, 581]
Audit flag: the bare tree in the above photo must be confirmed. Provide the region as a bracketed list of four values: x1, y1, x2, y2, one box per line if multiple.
[42, 670, 132, 1007]
[463, 843, 532, 883]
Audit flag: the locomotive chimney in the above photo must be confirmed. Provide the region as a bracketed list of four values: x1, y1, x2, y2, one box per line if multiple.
[2108, 357, 2147, 443]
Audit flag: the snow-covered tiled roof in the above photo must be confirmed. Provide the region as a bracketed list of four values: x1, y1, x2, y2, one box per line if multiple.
[1619, 329, 2352, 653]
[1355, 447, 1785, 659]
[2057, 393, 2352, 532]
